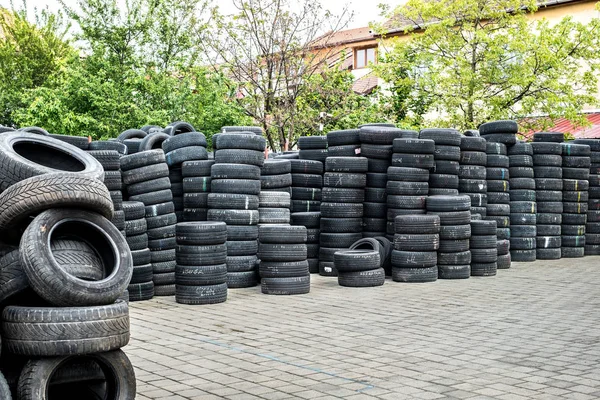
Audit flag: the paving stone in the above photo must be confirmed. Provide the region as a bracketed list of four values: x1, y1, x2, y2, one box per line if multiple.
[128, 258, 600, 399]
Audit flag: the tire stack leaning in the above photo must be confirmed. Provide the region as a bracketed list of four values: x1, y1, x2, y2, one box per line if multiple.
[531, 134, 564, 260]
[258, 225, 310, 294]
[259, 159, 292, 225]
[121, 149, 177, 296]
[175, 221, 228, 304]
[420, 128, 462, 196]
[573, 138, 600, 255]
[319, 156, 368, 276]
[469, 219, 498, 276]
[162, 132, 209, 222]
[390, 215, 440, 283]
[0, 132, 135, 397]
[426, 195, 472, 279]
[298, 135, 328, 164]
[359, 126, 410, 238]
[123, 201, 154, 301]
[88, 149, 126, 235]
[209, 133, 266, 288]
[387, 138, 435, 241]
[484, 142, 512, 269]
[181, 160, 214, 222]
[561, 142, 591, 258]
[507, 142, 537, 262]
[459, 136, 488, 217]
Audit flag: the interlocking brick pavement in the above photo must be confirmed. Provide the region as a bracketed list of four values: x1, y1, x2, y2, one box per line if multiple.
[127, 258, 600, 399]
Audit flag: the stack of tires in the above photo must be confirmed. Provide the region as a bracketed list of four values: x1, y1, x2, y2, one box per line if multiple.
[290, 212, 321, 273]
[327, 129, 361, 157]
[334, 249, 384, 287]
[387, 138, 435, 240]
[561, 142, 591, 258]
[162, 132, 209, 221]
[298, 136, 328, 163]
[258, 225, 310, 294]
[123, 201, 154, 301]
[507, 142, 537, 262]
[531, 139, 564, 260]
[485, 142, 511, 268]
[573, 139, 600, 255]
[181, 160, 214, 222]
[222, 126, 263, 135]
[426, 195, 471, 279]
[469, 219, 498, 276]
[0, 132, 135, 397]
[420, 128, 462, 196]
[359, 126, 409, 237]
[478, 120, 518, 147]
[390, 215, 440, 283]
[259, 160, 292, 225]
[121, 150, 177, 296]
[290, 159, 323, 213]
[175, 222, 228, 304]
[319, 157, 367, 276]
[459, 136, 488, 216]
[88, 149, 126, 234]
[209, 133, 265, 288]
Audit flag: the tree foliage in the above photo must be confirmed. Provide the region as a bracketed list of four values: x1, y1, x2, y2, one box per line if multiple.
[206, 0, 352, 150]
[376, 0, 600, 131]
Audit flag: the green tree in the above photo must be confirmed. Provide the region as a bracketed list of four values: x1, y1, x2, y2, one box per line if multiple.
[376, 0, 600, 131]
[206, 0, 352, 150]
[293, 66, 390, 141]
[0, 7, 72, 126]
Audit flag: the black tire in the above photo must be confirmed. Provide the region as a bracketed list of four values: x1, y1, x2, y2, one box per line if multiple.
[323, 173, 367, 189]
[0, 173, 114, 230]
[226, 255, 258, 272]
[20, 209, 132, 306]
[320, 217, 362, 233]
[536, 248, 562, 259]
[338, 268, 385, 287]
[3, 301, 129, 356]
[89, 140, 128, 155]
[258, 243, 307, 262]
[325, 156, 368, 173]
[258, 225, 307, 244]
[207, 193, 259, 210]
[393, 234, 439, 251]
[0, 132, 104, 191]
[479, 120, 518, 135]
[359, 127, 408, 144]
[419, 128, 461, 145]
[290, 212, 321, 228]
[227, 225, 259, 241]
[212, 163, 262, 180]
[298, 136, 328, 150]
[429, 174, 459, 189]
[17, 350, 135, 399]
[437, 264, 470, 279]
[216, 133, 266, 150]
[332, 250, 379, 272]
[437, 250, 471, 265]
[122, 163, 169, 185]
[392, 138, 435, 154]
[215, 149, 264, 167]
[181, 160, 215, 177]
[226, 240, 259, 256]
[175, 264, 227, 285]
[482, 133, 517, 145]
[227, 271, 258, 288]
[327, 129, 360, 146]
[426, 195, 470, 212]
[392, 266, 437, 283]
[261, 159, 292, 175]
[470, 262, 497, 277]
[391, 153, 435, 168]
[260, 174, 292, 189]
[438, 238, 470, 252]
[161, 133, 207, 153]
[211, 179, 261, 195]
[165, 146, 208, 166]
[394, 214, 440, 234]
[175, 283, 228, 304]
[391, 250, 437, 268]
[320, 202, 363, 218]
[290, 159, 323, 174]
[298, 149, 328, 162]
[261, 275, 310, 294]
[138, 132, 171, 151]
[387, 167, 429, 182]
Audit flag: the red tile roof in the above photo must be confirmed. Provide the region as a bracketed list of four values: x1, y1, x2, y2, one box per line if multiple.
[526, 113, 600, 139]
[352, 73, 378, 95]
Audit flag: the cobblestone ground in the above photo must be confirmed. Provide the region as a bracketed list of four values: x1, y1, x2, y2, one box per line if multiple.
[128, 258, 600, 400]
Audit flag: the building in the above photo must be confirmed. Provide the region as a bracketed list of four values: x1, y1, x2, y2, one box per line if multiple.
[311, 0, 600, 135]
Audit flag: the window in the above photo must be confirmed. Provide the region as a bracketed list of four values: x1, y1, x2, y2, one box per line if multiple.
[355, 47, 377, 69]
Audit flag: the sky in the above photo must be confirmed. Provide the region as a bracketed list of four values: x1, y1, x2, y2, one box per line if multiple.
[0, 0, 399, 29]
